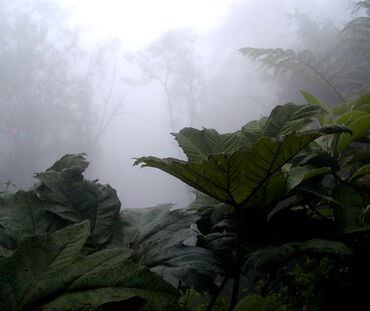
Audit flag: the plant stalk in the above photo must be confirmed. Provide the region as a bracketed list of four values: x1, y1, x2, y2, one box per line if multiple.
[206, 277, 228, 311]
[229, 206, 242, 311]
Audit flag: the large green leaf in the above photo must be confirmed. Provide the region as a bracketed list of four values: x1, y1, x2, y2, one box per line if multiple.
[172, 103, 324, 164]
[299, 90, 326, 109]
[0, 222, 178, 311]
[0, 221, 90, 310]
[319, 124, 353, 135]
[299, 90, 328, 126]
[263, 103, 325, 136]
[0, 191, 58, 236]
[335, 111, 368, 125]
[45, 153, 89, 172]
[287, 165, 331, 190]
[233, 295, 287, 311]
[350, 163, 370, 181]
[337, 114, 370, 153]
[347, 150, 370, 165]
[239, 103, 324, 143]
[0, 190, 66, 255]
[239, 118, 267, 145]
[0, 154, 122, 252]
[34, 154, 121, 249]
[301, 151, 340, 171]
[172, 127, 240, 162]
[244, 239, 352, 273]
[192, 199, 235, 272]
[135, 132, 321, 207]
[186, 190, 222, 210]
[333, 184, 365, 233]
[354, 93, 370, 111]
[112, 204, 222, 292]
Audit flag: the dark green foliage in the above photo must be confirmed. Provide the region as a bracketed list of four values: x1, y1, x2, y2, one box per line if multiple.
[0, 153, 222, 305]
[0, 153, 121, 253]
[112, 204, 222, 292]
[0, 222, 178, 311]
[172, 128, 240, 162]
[170, 102, 325, 164]
[135, 132, 320, 208]
[137, 92, 370, 310]
[244, 239, 352, 273]
[319, 124, 353, 135]
[1, 91, 369, 310]
[233, 295, 287, 311]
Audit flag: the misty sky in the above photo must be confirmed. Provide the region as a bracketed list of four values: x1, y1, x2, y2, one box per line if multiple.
[58, 0, 351, 209]
[60, 0, 350, 48]
[4, 0, 354, 209]
[60, 0, 244, 47]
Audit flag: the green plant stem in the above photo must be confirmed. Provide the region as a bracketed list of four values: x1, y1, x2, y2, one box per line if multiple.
[308, 204, 328, 220]
[183, 288, 191, 311]
[229, 206, 242, 311]
[90, 234, 101, 252]
[206, 277, 228, 311]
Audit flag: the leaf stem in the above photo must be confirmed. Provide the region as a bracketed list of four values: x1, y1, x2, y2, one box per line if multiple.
[183, 288, 191, 311]
[206, 277, 228, 311]
[229, 206, 242, 310]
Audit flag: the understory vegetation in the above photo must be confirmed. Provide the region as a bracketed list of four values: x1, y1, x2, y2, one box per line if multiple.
[0, 90, 369, 311]
[1, 1, 369, 310]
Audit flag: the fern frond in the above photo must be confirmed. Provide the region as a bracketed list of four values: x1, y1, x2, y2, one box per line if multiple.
[354, 1, 370, 15]
[239, 47, 346, 102]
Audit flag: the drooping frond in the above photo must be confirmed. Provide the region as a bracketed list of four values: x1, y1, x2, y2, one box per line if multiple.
[354, 1, 370, 15]
[341, 17, 370, 54]
[239, 47, 347, 102]
[240, 9, 370, 104]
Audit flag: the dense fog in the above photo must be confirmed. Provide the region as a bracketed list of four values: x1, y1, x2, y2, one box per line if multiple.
[0, 0, 365, 208]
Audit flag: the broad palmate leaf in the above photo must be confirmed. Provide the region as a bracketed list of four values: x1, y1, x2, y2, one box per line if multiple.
[34, 153, 121, 249]
[172, 103, 324, 163]
[0, 153, 122, 252]
[263, 103, 325, 137]
[135, 132, 321, 207]
[111, 204, 222, 292]
[0, 221, 178, 311]
[172, 127, 241, 162]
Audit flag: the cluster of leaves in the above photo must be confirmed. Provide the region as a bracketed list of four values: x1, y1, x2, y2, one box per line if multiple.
[136, 91, 370, 310]
[0, 154, 220, 310]
[1, 90, 369, 310]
